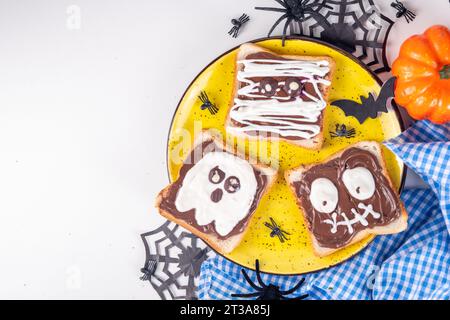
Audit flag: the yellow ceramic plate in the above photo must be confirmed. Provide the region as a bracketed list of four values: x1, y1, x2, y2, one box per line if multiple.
[166, 37, 405, 275]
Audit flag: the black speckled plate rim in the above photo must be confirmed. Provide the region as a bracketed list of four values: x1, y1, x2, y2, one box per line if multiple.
[164, 36, 408, 276]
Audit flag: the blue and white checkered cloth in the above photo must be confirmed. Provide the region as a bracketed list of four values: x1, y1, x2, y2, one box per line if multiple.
[198, 120, 450, 300]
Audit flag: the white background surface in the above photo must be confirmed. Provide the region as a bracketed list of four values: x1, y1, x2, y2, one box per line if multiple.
[0, 0, 447, 299]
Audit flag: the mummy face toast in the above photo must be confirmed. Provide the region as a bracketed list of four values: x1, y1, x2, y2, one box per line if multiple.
[289, 144, 405, 251]
[226, 45, 333, 147]
[156, 135, 276, 251]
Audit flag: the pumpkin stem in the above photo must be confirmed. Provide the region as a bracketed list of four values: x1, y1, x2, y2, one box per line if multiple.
[439, 65, 450, 79]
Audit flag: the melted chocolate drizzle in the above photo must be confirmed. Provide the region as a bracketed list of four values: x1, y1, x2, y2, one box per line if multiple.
[231, 51, 328, 140]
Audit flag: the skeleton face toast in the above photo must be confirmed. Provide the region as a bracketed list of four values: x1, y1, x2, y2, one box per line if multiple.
[286, 142, 407, 256]
[226, 43, 335, 150]
[156, 133, 277, 253]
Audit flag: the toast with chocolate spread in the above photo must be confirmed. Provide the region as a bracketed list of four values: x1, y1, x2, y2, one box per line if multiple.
[226, 43, 335, 150]
[285, 141, 407, 256]
[155, 131, 277, 254]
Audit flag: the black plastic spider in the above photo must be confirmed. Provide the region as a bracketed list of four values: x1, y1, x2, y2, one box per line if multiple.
[140, 259, 157, 281]
[232, 260, 308, 300]
[279, 0, 395, 74]
[264, 217, 290, 243]
[198, 91, 218, 115]
[330, 124, 356, 139]
[255, 0, 331, 45]
[391, 0, 416, 23]
[228, 13, 250, 38]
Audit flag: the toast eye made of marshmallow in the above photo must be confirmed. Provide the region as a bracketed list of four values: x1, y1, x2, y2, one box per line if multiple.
[309, 178, 339, 213]
[224, 176, 240, 193]
[208, 166, 225, 184]
[283, 77, 303, 97]
[342, 167, 375, 200]
[258, 78, 278, 97]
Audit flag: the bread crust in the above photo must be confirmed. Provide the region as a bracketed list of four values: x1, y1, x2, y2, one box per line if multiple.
[285, 141, 408, 256]
[155, 130, 278, 254]
[225, 43, 335, 150]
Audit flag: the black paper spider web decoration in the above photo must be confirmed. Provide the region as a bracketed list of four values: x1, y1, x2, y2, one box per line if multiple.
[259, 0, 394, 74]
[140, 221, 213, 300]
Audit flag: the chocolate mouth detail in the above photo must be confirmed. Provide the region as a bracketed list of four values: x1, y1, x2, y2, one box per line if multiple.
[210, 188, 223, 203]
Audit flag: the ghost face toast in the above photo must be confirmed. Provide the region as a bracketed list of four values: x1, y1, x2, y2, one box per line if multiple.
[286, 142, 407, 257]
[155, 132, 277, 254]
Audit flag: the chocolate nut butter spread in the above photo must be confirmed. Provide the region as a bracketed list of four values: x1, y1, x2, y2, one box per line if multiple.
[293, 147, 402, 249]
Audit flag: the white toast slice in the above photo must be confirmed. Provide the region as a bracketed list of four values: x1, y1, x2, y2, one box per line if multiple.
[156, 131, 277, 254]
[285, 141, 408, 256]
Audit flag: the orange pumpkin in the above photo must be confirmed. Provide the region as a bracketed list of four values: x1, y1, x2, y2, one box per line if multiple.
[392, 25, 450, 124]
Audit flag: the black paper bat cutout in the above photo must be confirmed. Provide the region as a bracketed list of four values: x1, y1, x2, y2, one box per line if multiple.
[331, 77, 396, 124]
